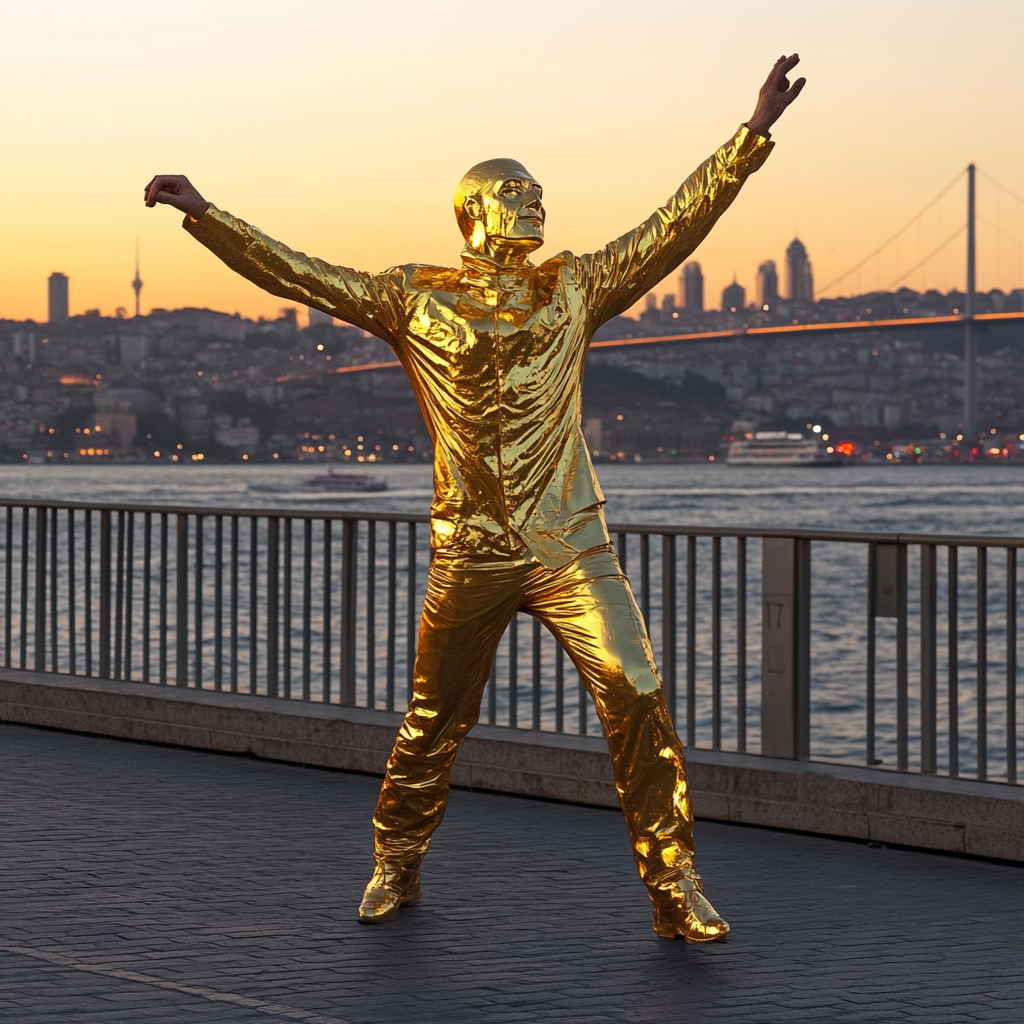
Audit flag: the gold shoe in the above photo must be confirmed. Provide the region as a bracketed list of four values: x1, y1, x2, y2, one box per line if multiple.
[649, 873, 730, 943]
[357, 863, 421, 924]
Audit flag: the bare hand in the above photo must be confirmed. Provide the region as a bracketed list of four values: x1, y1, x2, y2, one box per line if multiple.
[143, 174, 209, 220]
[747, 54, 806, 137]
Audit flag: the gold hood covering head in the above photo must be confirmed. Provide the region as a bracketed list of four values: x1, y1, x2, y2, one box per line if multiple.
[454, 158, 544, 253]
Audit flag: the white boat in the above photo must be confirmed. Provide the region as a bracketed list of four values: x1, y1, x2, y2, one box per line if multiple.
[726, 432, 838, 467]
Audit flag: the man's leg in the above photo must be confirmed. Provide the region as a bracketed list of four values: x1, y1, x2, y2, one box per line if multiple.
[359, 555, 522, 922]
[524, 546, 729, 942]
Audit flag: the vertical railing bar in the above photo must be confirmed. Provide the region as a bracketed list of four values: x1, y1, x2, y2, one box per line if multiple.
[948, 545, 959, 778]
[920, 543, 938, 774]
[386, 521, 397, 711]
[19, 509, 29, 670]
[405, 522, 417, 703]
[509, 615, 518, 729]
[302, 518, 312, 701]
[736, 536, 747, 753]
[67, 509, 77, 676]
[194, 514, 204, 689]
[49, 508, 58, 673]
[214, 516, 223, 692]
[249, 517, 259, 695]
[640, 533, 651, 627]
[113, 510, 124, 680]
[555, 639, 565, 733]
[142, 512, 151, 682]
[98, 509, 110, 679]
[266, 516, 279, 699]
[85, 510, 93, 677]
[686, 534, 696, 744]
[977, 546, 988, 781]
[322, 519, 332, 703]
[123, 511, 134, 681]
[175, 514, 188, 687]
[711, 535, 722, 750]
[366, 520, 376, 709]
[532, 616, 541, 731]
[578, 660, 587, 735]
[159, 513, 168, 685]
[230, 516, 239, 693]
[617, 531, 627, 573]
[4, 506, 12, 668]
[866, 543, 877, 766]
[896, 543, 908, 771]
[340, 519, 357, 706]
[1006, 547, 1017, 785]
[661, 534, 677, 730]
[33, 507, 46, 673]
[283, 518, 292, 700]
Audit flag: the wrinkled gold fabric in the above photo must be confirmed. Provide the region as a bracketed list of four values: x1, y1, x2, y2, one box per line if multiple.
[185, 125, 772, 567]
[184, 125, 772, 900]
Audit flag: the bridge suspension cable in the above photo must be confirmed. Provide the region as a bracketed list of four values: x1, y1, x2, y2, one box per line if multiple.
[885, 224, 965, 291]
[815, 169, 966, 297]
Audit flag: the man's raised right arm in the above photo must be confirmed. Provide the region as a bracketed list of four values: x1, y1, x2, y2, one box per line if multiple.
[143, 174, 402, 342]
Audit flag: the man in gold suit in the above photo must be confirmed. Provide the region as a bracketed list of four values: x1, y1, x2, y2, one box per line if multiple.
[146, 54, 804, 942]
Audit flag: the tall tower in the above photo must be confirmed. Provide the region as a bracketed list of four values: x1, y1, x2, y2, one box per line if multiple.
[721, 277, 746, 312]
[682, 262, 704, 312]
[786, 238, 814, 304]
[756, 260, 778, 309]
[48, 273, 69, 323]
[131, 242, 143, 317]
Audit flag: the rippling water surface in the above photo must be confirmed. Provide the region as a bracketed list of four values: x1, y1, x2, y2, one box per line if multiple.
[0, 463, 1019, 779]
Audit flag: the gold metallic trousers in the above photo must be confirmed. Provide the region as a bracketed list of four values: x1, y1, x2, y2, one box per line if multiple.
[372, 544, 697, 895]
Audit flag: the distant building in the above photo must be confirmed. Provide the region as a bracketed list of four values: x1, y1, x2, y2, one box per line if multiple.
[48, 273, 69, 323]
[681, 262, 704, 312]
[786, 239, 814, 304]
[722, 278, 746, 313]
[756, 260, 779, 309]
[661, 294, 676, 314]
[644, 293, 658, 313]
[308, 308, 335, 328]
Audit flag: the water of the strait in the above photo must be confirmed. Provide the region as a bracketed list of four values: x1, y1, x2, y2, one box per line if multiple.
[1, 462, 1020, 780]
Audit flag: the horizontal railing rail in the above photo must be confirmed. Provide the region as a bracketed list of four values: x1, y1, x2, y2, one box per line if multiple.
[0, 499, 1018, 786]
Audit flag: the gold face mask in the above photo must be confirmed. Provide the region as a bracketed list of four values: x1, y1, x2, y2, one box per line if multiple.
[454, 158, 546, 262]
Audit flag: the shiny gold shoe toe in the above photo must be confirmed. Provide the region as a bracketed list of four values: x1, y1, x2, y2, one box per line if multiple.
[356, 864, 421, 925]
[650, 874, 730, 943]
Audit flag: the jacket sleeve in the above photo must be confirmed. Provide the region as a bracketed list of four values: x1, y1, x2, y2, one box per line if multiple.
[575, 125, 774, 329]
[184, 205, 406, 346]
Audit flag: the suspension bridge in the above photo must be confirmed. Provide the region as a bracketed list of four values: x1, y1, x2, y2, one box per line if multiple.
[301, 165, 1024, 440]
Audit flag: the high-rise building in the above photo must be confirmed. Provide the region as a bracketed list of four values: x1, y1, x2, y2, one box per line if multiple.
[756, 260, 778, 309]
[722, 277, 746, 312]
[661, 294, 676, 314]
[48, 272, 69, 323]
[681, 262, 704, 312]
[786, 239, 814, 304]
[644, 292, 657, 313]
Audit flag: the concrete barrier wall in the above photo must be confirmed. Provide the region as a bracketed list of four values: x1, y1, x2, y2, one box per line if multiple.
[2, 669, 1022, 862]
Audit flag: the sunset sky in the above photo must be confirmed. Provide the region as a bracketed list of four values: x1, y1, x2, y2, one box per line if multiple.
[2, 0, 1023, 323]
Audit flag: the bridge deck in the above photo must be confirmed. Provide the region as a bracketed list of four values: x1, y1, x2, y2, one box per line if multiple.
[1, 723, 1021, 1024]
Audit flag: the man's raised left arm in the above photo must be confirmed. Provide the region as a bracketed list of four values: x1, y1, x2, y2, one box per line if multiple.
[578, 54, 805, 327]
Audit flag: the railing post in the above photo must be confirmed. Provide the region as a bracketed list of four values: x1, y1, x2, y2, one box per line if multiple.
[761, 536, 811, 759]
[99, 509, 111, 679]
[176, 513, 188, 687]
[871, 542, 908, 767]
[340, 518, 357, 706]
[661, 534, 677, 727]
[34, 507, 46, 673]
[920, 544, 938, 774]
[267, 516, 280, 699]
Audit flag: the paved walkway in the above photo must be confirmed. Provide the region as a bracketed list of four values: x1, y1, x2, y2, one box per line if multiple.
[1, 725, 1022, 1024]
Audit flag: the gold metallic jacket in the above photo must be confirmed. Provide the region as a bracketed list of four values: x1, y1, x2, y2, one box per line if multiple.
[187, 126, 772, 566]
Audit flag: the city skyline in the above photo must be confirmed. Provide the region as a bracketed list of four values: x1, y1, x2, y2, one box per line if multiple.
[3, 1, 1024, 322]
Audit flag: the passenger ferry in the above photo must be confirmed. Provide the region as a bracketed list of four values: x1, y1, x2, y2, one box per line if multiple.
[726, 432, 837, 467]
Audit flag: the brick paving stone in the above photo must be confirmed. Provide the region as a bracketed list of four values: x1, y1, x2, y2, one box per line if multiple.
[1, 722, 1023, 1023]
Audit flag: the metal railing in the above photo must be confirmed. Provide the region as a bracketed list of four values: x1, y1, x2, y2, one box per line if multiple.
[0, 499, 1019, 785]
